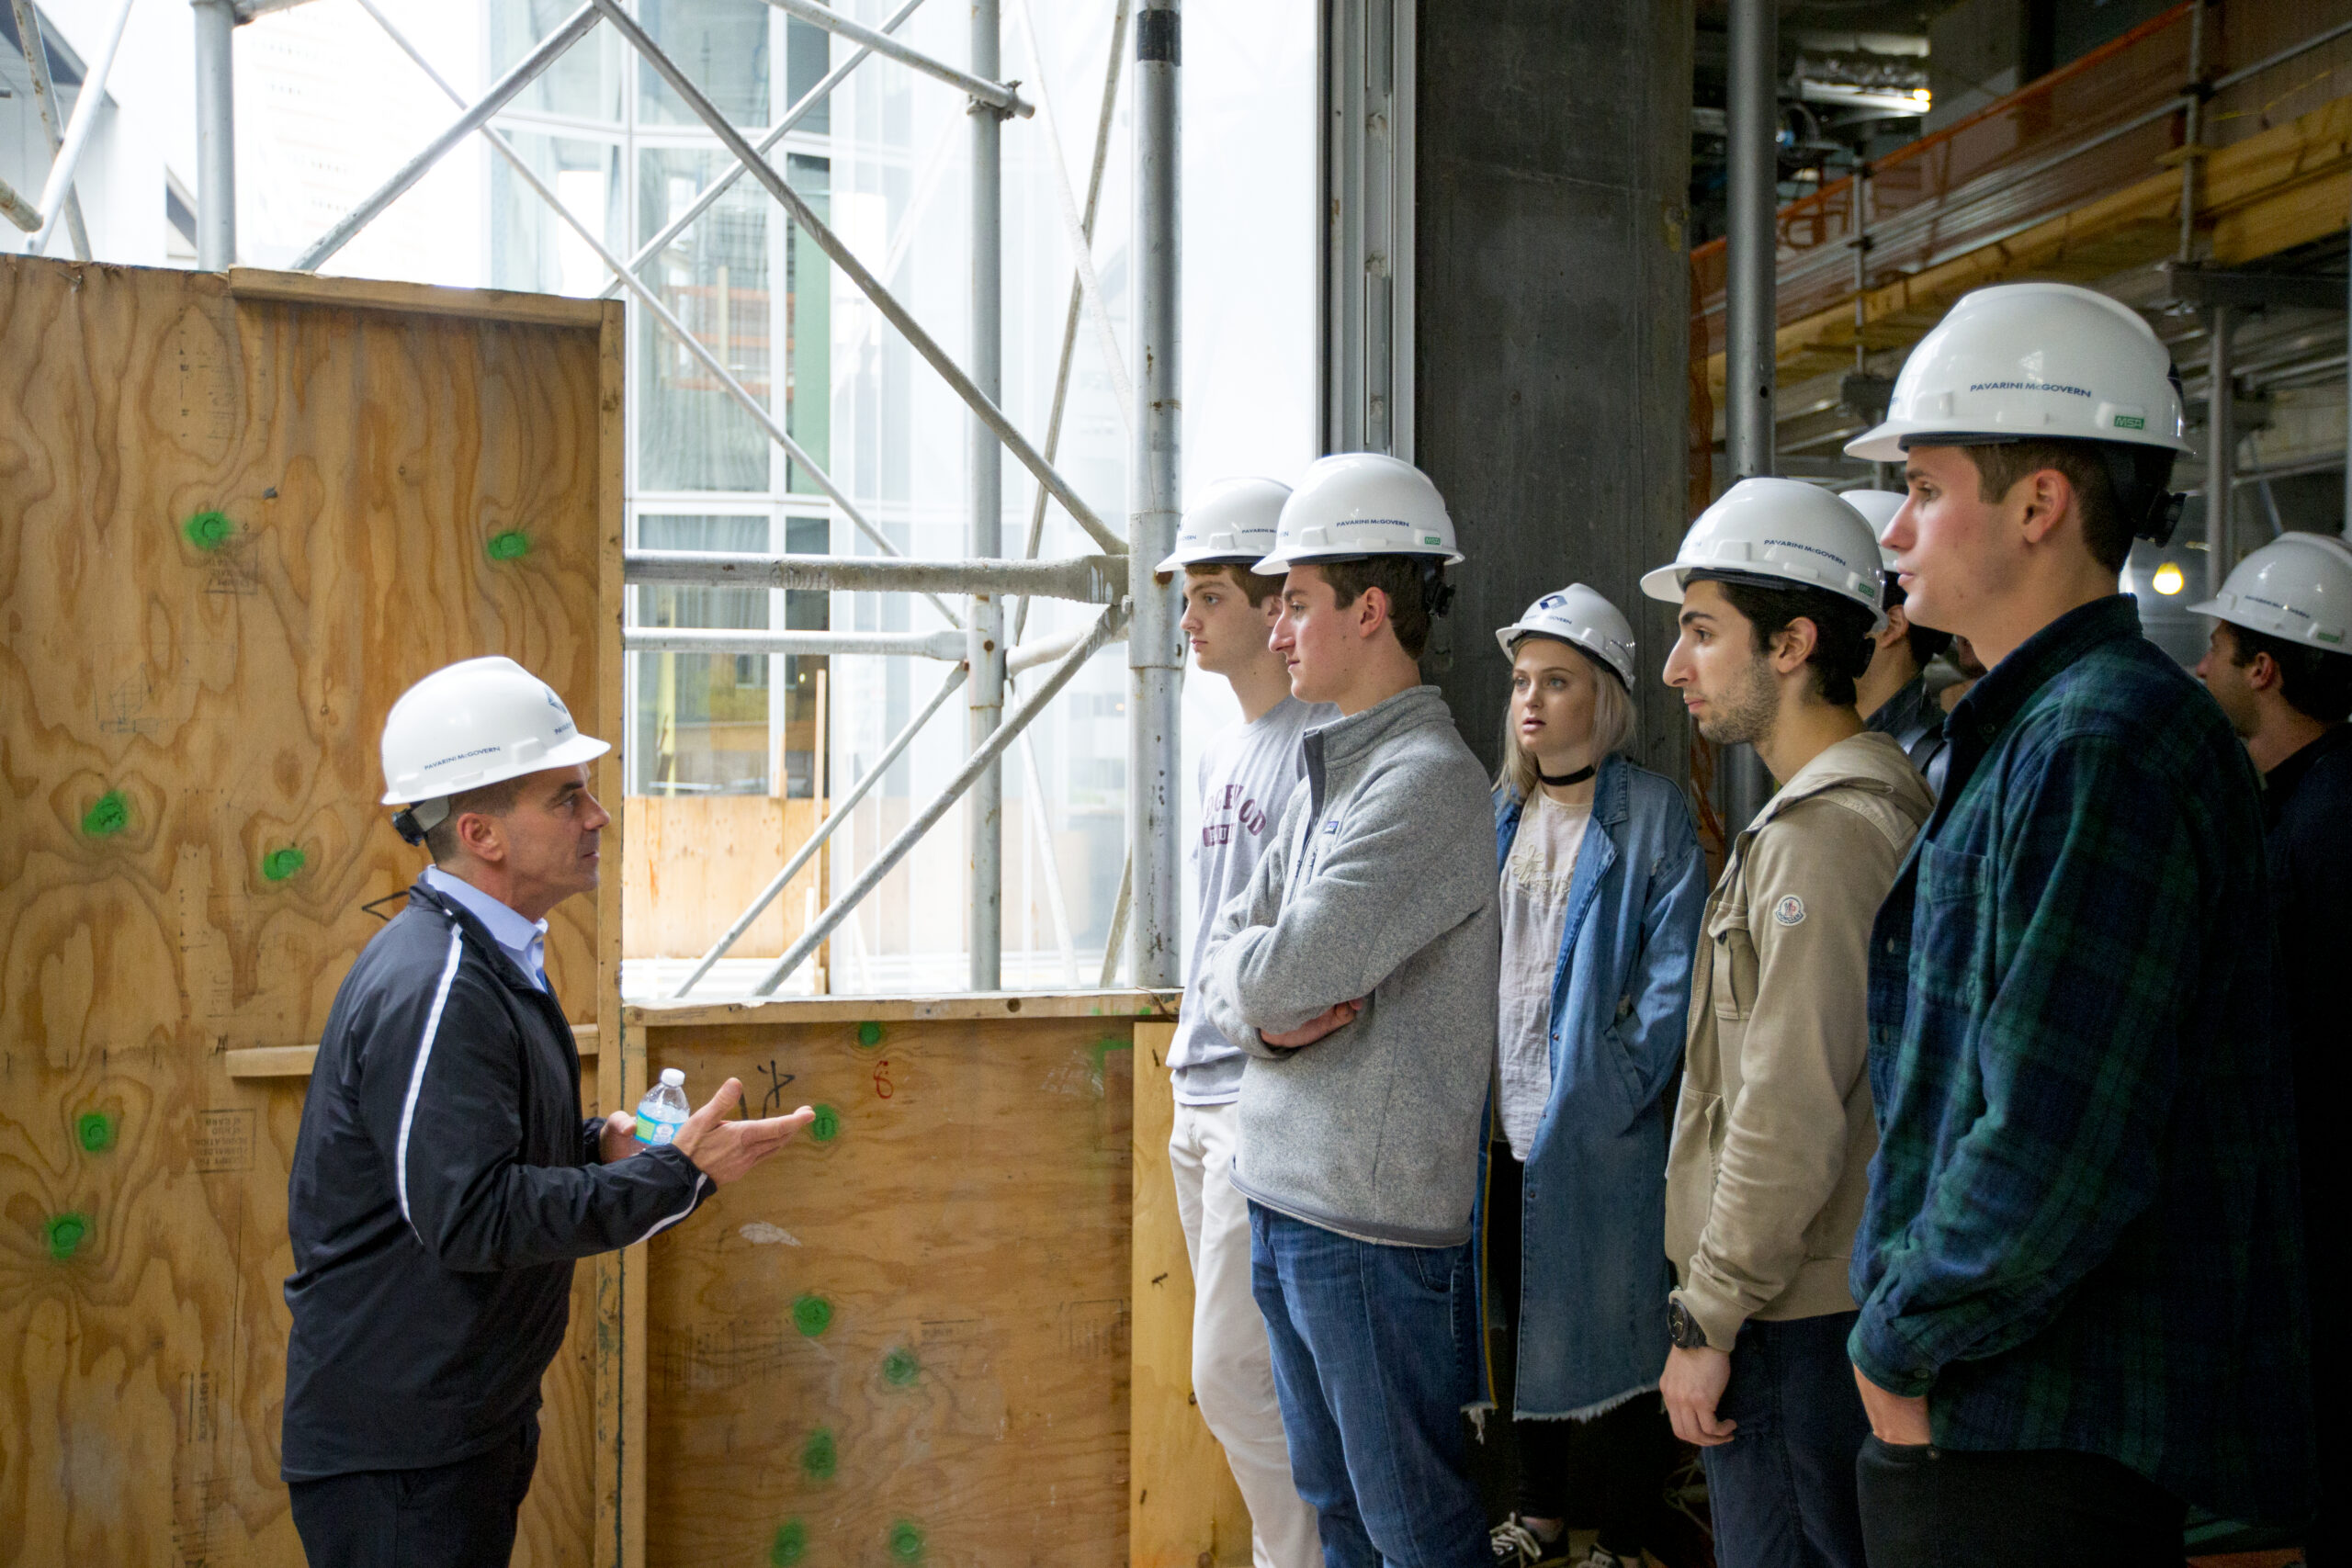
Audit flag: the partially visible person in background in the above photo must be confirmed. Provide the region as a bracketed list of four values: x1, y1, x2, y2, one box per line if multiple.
[1478, 587, 1707, 1568]
[1845, 491, 1957, 793]
[2194, 531, 2352, 1568]
[1158, 477, 1330, 1568]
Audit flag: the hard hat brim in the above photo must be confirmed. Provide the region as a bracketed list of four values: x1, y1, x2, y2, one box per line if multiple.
[1498, 626, 1634, 686]
[379, 731, 612, 807]
[1157, 550, 1265, 574]
[1254, 546, 1465, 575]
[1847, 415, 2194, 464]
[1638, 564, 1687, 604]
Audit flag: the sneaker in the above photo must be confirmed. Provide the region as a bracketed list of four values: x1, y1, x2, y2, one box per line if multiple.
[1488, 1516, 1567, 1568]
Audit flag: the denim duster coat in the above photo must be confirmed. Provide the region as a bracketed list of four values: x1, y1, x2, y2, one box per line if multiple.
[1472, 752, 1709, 1418]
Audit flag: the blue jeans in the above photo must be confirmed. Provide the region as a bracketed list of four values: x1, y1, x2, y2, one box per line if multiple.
[1249, 1203, 1487, 1568]
[1699, 1313, 1871, 1568]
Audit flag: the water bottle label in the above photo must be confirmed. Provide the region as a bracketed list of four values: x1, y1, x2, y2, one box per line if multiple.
[634, 1118, 680, 1146]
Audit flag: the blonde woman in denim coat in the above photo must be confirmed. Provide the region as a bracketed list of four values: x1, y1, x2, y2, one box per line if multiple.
[1476, 589, 1709, 1568]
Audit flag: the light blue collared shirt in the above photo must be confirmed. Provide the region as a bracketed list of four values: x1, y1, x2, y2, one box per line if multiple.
[423, 866, 549, 993]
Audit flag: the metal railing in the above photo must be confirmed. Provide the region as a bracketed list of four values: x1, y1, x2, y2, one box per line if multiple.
[135, 0, 1179, 998]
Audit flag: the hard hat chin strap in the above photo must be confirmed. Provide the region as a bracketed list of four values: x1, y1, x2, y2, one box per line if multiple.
[1419, 560, 1455, 619]
[392, 796, 452, 847]
[2096, 443, 2186, 547]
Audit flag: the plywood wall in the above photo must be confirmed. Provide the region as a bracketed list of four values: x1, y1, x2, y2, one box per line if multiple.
[622, 795, 829, 963]
[626, 1001, 1151, 1568]
[1130, 1021, 1254, 1568]
[0, 258, 621, 1566]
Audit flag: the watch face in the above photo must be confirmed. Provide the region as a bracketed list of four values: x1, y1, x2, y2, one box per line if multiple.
[1668, 1299, 1703, 1349]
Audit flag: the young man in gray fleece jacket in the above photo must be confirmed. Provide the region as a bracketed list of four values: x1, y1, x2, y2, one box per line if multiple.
[1195, 453, 1499, 1568]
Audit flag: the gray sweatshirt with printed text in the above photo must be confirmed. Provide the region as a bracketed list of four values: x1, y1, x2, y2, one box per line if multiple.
[1197, 685, 1501, 1247]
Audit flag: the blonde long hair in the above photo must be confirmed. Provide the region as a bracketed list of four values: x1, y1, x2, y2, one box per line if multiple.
[1496, 637, 1634, 799]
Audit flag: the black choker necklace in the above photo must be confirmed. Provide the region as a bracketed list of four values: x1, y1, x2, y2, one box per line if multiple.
[1538, 763, 1595, 788]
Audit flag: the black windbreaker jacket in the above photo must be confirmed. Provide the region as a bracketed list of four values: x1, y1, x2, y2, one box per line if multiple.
[282, 881, 706, 1479]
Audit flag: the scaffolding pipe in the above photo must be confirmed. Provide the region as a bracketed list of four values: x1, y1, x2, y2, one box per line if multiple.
[602, 0, 931, 300]
[2208, 303, 2236, 593]
[0, 175, 37, 233]
[597, 0, 1126, 557]
[11, 0, 89, 258]
[289, 2, 599, 272]
[626, 627, 969, 660]
[751, 604, 1128, 996]
[671, 661, 968, 996]
[1129, 0, 1182, 987]
[193, 0, 237, 268]
[1721, 0, 1776, 834]
[1098, 853, 1132, 987]
[624, 549, 1120, 601]
[968, 0, 1009, 989]
[27, 0, 135, 257]
[1009, 621, 1123, 674]
[355, 0, 961, 630]
[762, 0, 1030, 117]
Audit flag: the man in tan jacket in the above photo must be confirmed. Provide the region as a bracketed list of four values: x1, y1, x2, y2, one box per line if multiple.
[1640, 480, 1933, 1568]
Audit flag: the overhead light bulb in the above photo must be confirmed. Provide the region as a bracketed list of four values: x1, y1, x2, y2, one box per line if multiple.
[2153, 562, 2186, 596]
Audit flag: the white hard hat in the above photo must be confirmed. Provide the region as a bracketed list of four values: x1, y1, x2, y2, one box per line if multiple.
[1641, 478, 1888, 632]
[1845, 282, 2188, 464]
[2189, 533, 2352, 651]
[1841, 490, 1908, 571]
[379, 656, 610, 824]
[1155, 476, 1292, 573]
[1496, 583, 1637, 687]
[1252, 452, 1462, 574]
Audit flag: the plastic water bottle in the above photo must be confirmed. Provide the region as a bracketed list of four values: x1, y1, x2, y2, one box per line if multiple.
[634, 1067, 691, 1146]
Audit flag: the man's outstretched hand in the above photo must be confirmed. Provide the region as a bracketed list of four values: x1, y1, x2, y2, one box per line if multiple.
[1261, 998, 1363, 1049]
[670, 1077, 816, 1186]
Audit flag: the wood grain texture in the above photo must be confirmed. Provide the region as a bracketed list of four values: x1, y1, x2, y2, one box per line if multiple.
[1130, 1021, 1252, 1568]
[632, 1013, 1136, 1568]
[621, 796, 831, 961]
[627, 991, 1179, 1031]
[0, 256, 616, 1566]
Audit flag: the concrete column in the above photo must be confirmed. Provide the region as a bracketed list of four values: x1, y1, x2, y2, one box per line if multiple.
[1412, 0, 1695, 795]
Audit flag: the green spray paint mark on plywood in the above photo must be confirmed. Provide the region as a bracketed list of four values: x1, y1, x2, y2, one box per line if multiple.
[791, 1293, 832, 1337]
[76, 1113, 116, 1154]
[263, 847, 307, 881]
[888, 1519, 926, 1562]
[882, 1347, 920, 1387]
[800, 1427, 837, 1482]
[808, 1104, 841, 1143]
[183, 510, 234, 550]
[82, 792, 129, 837]
[769, 1519, 808, 1565]
[856, 1021, 884, 1048]
[44, 1213, 89, 1261]
[486, 530, 531, 561]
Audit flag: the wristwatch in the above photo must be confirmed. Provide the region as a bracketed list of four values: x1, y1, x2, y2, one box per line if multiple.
[1667, 1296, 1710, 1351]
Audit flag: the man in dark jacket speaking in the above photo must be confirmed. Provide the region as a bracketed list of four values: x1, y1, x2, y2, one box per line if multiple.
[283, 656, 812, 1566]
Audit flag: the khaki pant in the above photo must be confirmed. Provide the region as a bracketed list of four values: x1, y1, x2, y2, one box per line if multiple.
[1170, 1100, 1322, 1568]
